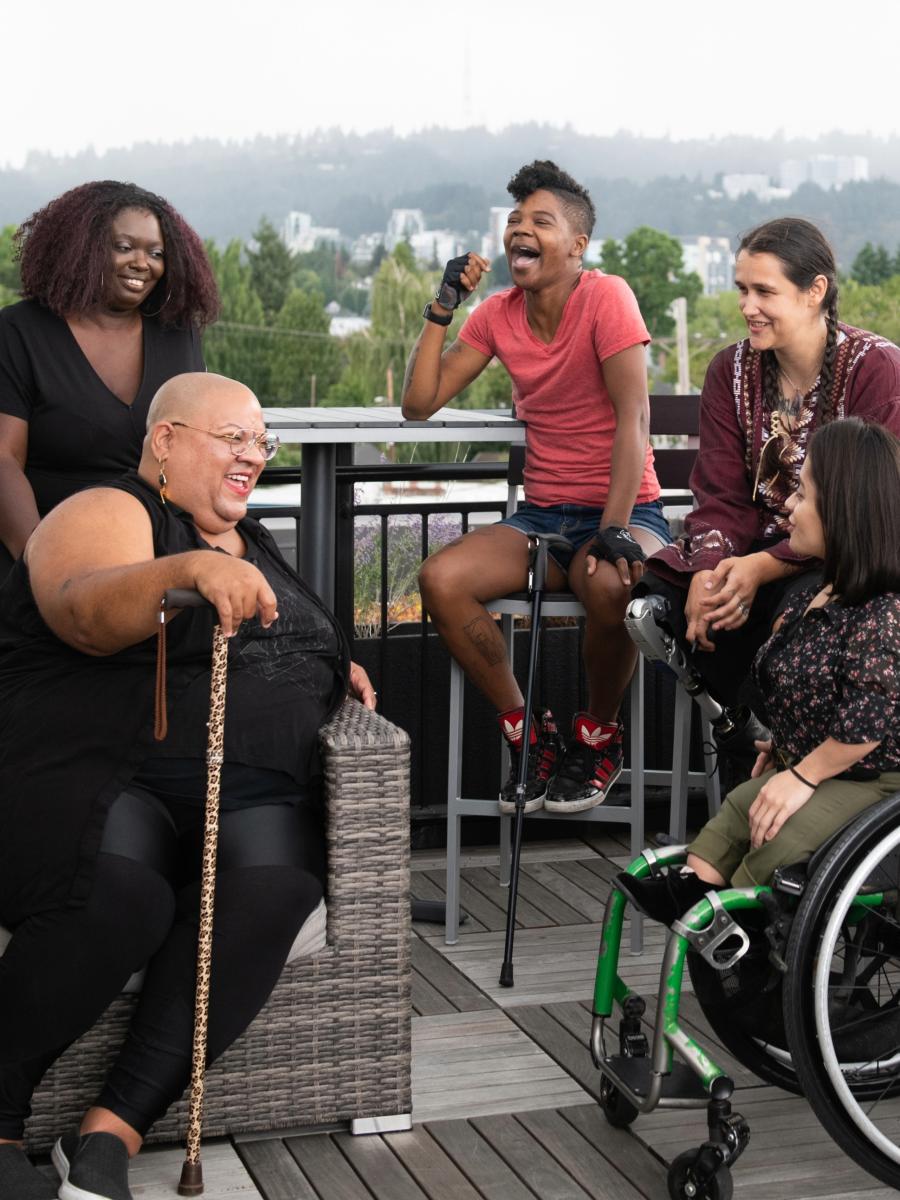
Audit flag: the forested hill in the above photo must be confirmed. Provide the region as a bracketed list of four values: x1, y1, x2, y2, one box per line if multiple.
[3, 125, 899, 263]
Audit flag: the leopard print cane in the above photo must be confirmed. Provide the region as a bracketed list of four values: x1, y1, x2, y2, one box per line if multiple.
[178, 623, 229, 1197]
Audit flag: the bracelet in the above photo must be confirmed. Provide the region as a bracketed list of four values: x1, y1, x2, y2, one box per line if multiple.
[789, 764, 817, 790]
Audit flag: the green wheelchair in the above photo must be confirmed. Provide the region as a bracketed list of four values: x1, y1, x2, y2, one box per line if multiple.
[591, 789, 900, 1199]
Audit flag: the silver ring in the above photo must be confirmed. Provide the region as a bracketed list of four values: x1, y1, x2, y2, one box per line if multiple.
[738, 602, 749, 617]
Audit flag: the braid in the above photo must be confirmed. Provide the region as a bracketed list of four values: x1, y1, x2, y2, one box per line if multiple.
[761, 349, 781, 415]
[817, 293, 840, 423]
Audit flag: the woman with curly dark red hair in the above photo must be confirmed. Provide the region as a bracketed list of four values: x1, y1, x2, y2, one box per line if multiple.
[0, 180, 219, 574]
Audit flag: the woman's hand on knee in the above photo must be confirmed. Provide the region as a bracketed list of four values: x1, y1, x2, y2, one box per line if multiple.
[748, 770, 815, 848]
[699, 556, 763, 632]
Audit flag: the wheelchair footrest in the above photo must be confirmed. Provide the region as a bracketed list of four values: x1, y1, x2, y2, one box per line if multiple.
[604, 1054, 710, 1103]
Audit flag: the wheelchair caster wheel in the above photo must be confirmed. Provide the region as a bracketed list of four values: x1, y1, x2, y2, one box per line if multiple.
[667, 1150, 733, 1200]
[599, 1076, 639, 1128]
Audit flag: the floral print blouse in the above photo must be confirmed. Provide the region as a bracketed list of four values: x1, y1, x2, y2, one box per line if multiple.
[753, 587, 900, 774]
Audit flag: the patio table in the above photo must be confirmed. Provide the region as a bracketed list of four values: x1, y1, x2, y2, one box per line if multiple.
[260, 406, 525, 609]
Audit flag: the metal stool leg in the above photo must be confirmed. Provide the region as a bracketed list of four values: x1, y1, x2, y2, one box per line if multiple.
[628, 664, 644, 954]
[669, 687, 693, 842]
[445, 658, 465, 944]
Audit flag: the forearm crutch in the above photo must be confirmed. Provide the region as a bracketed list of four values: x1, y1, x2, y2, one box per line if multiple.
[499, 533, 572, 988]
[154, 587, 227, 1198]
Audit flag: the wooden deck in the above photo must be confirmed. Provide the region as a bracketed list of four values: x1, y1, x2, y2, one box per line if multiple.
[96, 833, 897, 1198]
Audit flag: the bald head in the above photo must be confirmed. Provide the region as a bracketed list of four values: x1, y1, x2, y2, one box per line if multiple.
[146, 373, 259, 430]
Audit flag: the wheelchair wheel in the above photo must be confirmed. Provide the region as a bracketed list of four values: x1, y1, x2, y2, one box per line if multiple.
[599, 1075, 639, 1128]
[667, 1150, 733, 1200]
[687, 921, 801, 1095]
[784, 793, 900, 1190]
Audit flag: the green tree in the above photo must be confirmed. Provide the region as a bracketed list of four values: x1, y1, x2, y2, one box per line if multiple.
[0, 225, 20, 297]
[269, 287, 340, 404]
[851, 242, 894, 285]
[246, 218, 294, 317]
[203, 239, 271, 398]
[600, 226, 702, 337]
[841, 276, 900, 345]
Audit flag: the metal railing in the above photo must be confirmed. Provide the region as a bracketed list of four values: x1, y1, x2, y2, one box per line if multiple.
[251, 459, 514, 820]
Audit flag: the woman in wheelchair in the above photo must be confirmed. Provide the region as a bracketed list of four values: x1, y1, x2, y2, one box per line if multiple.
[619, 417, 900, 926]
[594, 417, 900, 1198]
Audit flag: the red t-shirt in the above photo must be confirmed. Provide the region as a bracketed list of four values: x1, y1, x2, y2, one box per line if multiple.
[458, 270, 657, 507]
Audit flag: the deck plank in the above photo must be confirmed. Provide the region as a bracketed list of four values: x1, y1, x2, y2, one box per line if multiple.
[132, 1143, 263, 1198]
[482, 864, 590, 927]
[236, 1140, 317, 1200]
[412, 1011, 590, 1122]
[425, 1119, 541, 1200]
[561, 1105, 669, 1199]
[285, 1134, 374, 1200]
[521, 862, 610, 922]
[331, 1131, 429, 1200]
[433, 923, 672, 1008]
[516, 1107, 646, 1200]
[470, 1113, 595, 1200]
[377, 1126, 486, 1200]
[411, 937, 495, 1012]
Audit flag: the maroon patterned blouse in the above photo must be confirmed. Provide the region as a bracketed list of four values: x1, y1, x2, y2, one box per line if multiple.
[649, 324, 900, 583]
[753, 588, 900, 773]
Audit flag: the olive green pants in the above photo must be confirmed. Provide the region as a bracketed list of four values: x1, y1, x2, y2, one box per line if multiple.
[688, 769, 900, 888]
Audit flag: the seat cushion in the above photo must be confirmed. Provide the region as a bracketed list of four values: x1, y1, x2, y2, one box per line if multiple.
[0, 898, 328, 994]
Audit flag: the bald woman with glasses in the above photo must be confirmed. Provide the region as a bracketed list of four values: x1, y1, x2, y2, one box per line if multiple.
[0, 373, 374, 1200]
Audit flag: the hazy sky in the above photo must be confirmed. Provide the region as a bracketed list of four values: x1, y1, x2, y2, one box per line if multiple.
[4, 0, 897, 168]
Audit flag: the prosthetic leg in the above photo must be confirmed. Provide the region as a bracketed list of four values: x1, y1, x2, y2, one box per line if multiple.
[624, 595, 770, 764]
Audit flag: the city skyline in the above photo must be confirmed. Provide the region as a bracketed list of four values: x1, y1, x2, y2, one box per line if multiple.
[4, 0, 898, 169]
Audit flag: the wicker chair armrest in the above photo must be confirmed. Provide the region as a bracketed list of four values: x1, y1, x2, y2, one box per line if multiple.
[318, 698, 411, 947]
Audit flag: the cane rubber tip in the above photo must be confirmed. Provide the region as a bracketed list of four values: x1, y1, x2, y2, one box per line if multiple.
[499, 963, 514, 987]
[178, 1161, 204, 1195]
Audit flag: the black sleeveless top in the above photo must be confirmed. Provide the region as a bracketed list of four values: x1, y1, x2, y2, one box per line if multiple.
[0, 472, 349, 926]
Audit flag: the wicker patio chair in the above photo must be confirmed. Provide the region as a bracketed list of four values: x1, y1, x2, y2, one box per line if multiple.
[20, 698, 412, 1151]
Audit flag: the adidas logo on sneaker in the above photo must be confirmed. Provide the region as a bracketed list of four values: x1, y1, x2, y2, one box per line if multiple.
[544, 713, 624, 813]
[498, 707, 561, 814]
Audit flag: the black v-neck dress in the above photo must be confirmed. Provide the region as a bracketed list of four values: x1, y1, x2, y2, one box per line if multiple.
[0, 298, 204, 516]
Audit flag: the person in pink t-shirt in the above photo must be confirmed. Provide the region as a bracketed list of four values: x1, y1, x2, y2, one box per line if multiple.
[402, 160, 670, 814]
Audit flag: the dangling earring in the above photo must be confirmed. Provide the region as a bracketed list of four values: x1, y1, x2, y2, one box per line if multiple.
[157, 458, 169, 504]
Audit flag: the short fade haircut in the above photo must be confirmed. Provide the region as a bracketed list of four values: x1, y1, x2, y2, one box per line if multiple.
[507, 160, 596, 238]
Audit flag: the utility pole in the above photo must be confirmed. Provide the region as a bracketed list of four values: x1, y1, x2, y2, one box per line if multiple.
[310, 374, 317, 406]
[672, 296, 690, 394]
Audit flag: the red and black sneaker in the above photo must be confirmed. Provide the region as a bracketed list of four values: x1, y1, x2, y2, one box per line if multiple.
[544, 713, 624, 813]
[498, 707, 561, 814]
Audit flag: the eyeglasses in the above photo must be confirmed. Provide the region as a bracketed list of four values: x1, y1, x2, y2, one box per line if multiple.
[171, 421, 280, 462]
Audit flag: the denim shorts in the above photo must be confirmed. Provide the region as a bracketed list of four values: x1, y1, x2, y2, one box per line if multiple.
[498, 500, 671, 570]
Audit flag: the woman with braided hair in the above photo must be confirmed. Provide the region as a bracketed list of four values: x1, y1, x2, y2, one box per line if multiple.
[0, 180, 219, 578]
[640, 217, 900, 774]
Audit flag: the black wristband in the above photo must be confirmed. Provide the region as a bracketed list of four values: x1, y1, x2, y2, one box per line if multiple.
[423, 302, 453, 327]
[788, 764, 817, 790]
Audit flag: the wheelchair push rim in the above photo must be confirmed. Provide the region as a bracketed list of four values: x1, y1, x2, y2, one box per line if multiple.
[785, 791, 900, 1190]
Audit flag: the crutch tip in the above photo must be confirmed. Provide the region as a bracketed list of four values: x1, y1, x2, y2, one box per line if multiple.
[178, 1161, 204, 1195]
[499, 962, 514, 988]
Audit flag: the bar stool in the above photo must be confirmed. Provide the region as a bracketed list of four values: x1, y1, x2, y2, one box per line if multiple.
[444, 591, 721, 951]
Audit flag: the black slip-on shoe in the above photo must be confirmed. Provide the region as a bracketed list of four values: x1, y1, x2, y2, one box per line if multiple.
[52, 1132, 132, 1200]
[0, 1144, 58, 1200]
